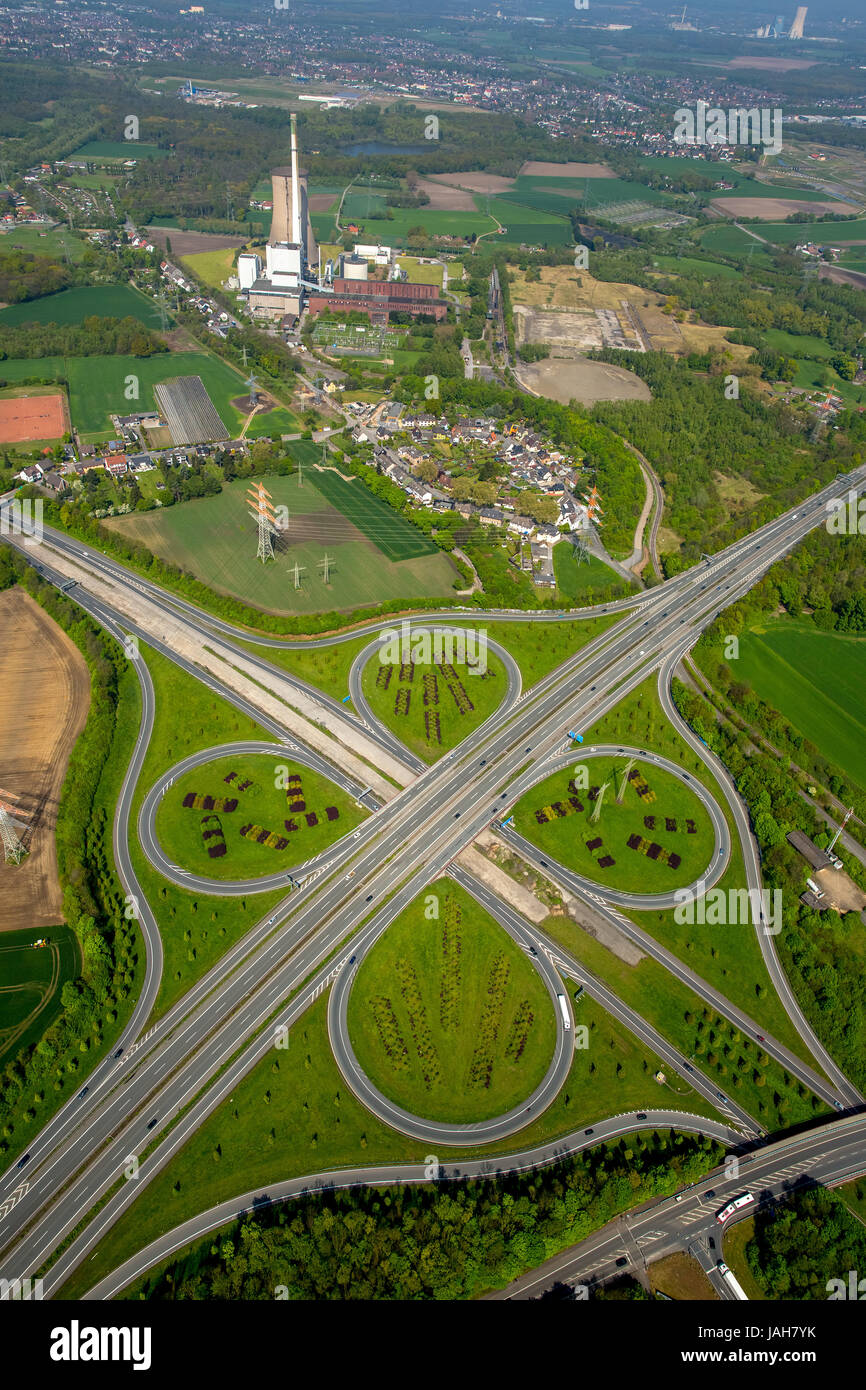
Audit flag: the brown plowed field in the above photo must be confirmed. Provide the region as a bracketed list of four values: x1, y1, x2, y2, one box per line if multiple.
[0, 589, 90, 932]
[0, 392, 68, 444]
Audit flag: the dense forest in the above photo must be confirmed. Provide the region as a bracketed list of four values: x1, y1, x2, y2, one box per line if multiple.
[129, 1129, 722, 1300]
[591, 350, 854, 567]
[0, 316, 166, 361]
[0, 249, 71, 305]
[746, 1187, 866, 1300]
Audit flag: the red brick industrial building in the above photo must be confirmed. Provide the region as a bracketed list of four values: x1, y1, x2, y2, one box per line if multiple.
[307, 277, 447, 324]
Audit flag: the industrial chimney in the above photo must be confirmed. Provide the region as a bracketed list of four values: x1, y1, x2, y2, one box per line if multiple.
[290, 112, 302, 248]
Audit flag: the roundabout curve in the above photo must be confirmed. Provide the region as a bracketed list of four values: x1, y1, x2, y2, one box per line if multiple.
[497, 744, 731, 910]
[138, 740, 376, 896]
[327, 895, 574, 1146]
[347, 624, 522, 761]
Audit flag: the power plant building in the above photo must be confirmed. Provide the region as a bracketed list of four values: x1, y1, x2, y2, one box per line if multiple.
[306, 277, 447, 324]
[245, 112, 318, 322]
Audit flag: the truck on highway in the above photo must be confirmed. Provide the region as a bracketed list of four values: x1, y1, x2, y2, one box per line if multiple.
[557, 993, 571, 1031]
[716, 1260, 749, 1300]
[715, 1192, 755, 1224]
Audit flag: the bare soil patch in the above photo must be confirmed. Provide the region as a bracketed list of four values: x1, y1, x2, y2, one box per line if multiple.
[710, 196, 846, 218]
[428, 171, 515, 195]
[726, 56, 816, 71]
[308, 194, 336, 213]
[516, 355, 651, 407]
[518, 161, 614, 179]
[145, 227, 249, 256]
[0, 589, 90, 933]
[417, 178, 478, 211]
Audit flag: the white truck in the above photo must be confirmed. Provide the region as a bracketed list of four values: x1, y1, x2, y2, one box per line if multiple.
[717, 1260, 749, 1300]
[557, 993, 571, 1031]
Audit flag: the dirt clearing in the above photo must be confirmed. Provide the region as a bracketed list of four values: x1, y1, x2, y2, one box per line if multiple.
[146, 227, 249, 256]
[710, 196, 847, 219]
[428, 171, 515, 195]
[518, 161, 615, 179]
[418, 178, 479, 211]
[0, 589, 90, 932]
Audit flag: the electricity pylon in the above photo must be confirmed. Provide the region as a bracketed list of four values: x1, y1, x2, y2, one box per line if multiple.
[590, 781, 609, 824]
[291, 561, 306, 590]
[318, 553, 334, 584]
[247, 481, 277, 563]
[0, 793, 30, 865]
[617, 757, 637, 804]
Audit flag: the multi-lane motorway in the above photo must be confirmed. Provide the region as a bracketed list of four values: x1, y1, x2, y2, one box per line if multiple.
[1, 464, 865, 1299]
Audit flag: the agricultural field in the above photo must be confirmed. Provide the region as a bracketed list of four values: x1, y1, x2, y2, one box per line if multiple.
[361, 644, 506, 762]
[68, 141, 171, 162]
[0, 589, 91, 934]
[105, 472, 459, 616]
[0, 224, 88, 261]
[346, 881, 557, 1123]
[153, 752, 365, 881]
[0, 351, 298, 440]
[514, 756, 716, 894]
[0, 283, 164, 329]
[735, 619, 866, 791]
[748, 218, 866, 247]
[698, 224, 776, 261]
[0, 926, 79, 1067]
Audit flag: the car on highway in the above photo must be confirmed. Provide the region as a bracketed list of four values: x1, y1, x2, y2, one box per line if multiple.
[17, 1153, 30, 1169]
[636, 1112, 647, 1120]
[147, 1118, 159, 1130]
[348, 956, 356, 965]
[366, 894, 373, 902]
[615, 1257, 627, 1268]
[756, 1034, 764, 1042]
[675, 1193, 684, 1202]
[79, 1087, 89, 1099]
[114, 1047, 124, 1058]
[584, 1128, 594, 1136]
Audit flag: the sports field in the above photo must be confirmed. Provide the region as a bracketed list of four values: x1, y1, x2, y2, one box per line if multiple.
[736, 619, 866, 790]
[105, 473, 459, 615]
[154, 753, 365, 881]
[0, 284, 164, 329]
[346, 879, 556, 1124]
[0, 926, 79, 1067]
[0, 352, 298, 439]
[361, 645, 506, 762]
[514, 756, 715, 893]
[0, 391, 67, 443]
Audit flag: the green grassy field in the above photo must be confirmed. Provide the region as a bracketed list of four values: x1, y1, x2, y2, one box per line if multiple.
[361, 644, 506, 762]
[58, 969, 714, 1301]
[0, 284, 164, 328]
[698, 225, 775, 261]
[0, 926, 79, 1067]
[0, 225, 88, 261]
[487, 196, 574, 246]
[180, 246, 238, 291]
[347, 880, 556, 1123]
[540, 912, 825, 1133]
[650, 255, 742, 281]
[154, 753, 365, 881]
[127, 646, 288, 1021]
[348, 205, 498, 247]
[736, 619, 866, 790]
[69, 141, 171, 161]
[309, 467, 439, 562]
[750, 218, 866, 246]
[248, 613, 619, 710]
[0, 352, 298, 438]
[106, 473, 459, 616]
[553, 542, 632, 599]
[515, 756, 715, 894]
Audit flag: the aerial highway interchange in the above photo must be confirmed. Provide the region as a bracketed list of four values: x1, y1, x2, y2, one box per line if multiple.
[1, 463, 866, 1302]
